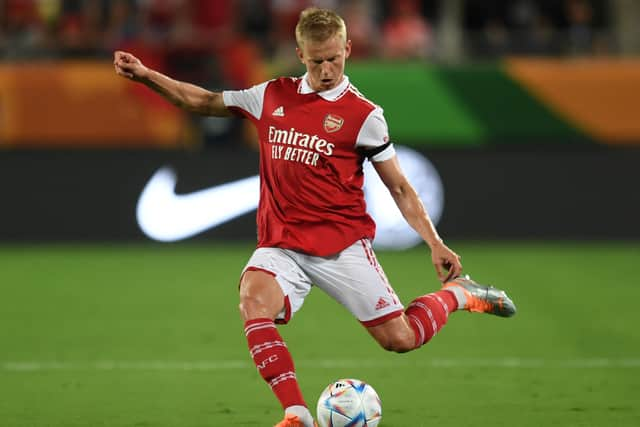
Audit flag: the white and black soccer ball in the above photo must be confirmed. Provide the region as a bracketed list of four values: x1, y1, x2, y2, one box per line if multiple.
[316, 378, 382, 427]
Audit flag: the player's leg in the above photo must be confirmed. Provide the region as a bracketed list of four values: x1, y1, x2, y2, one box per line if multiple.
[239, 249, 316, 427]
[368, 276, 517, 351]
[366, 288, 459, 352]
[239, 270, 286, 320]
[362, 313, 416, 352]
[302, 239, 515, 353]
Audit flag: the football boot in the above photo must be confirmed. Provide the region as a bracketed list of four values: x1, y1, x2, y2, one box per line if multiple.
[443, 275, 516, 317]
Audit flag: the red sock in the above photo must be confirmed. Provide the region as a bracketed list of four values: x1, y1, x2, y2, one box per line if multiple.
[405, 290, 458, 348]
[244, 318, 306, 409]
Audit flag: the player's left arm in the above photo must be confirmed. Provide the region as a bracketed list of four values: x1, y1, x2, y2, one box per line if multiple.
[373, 156, 462, 283]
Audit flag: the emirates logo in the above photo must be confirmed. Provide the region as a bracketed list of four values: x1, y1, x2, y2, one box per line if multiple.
[323, 114, 344, 133]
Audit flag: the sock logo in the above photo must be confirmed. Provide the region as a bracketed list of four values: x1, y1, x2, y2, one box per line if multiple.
[257, 354, 279, 370]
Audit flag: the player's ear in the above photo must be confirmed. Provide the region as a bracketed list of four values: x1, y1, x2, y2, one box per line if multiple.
[296, 46, 305, 64]
[345, 39, 352, 59]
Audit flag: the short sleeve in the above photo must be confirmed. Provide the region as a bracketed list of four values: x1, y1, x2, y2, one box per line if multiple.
[222, 81, 269, 120]
[356, 107, 396, 162]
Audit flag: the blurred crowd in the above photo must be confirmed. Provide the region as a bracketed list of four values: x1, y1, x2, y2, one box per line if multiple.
[466, 0, 611, 57]
[0, 0, 611, 87]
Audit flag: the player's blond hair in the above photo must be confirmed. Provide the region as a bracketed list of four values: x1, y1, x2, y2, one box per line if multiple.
[295, 7, 347, 47]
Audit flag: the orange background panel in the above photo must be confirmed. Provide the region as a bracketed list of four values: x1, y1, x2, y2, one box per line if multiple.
[0, 62, 189, 147]
[506, 58, 640, 144]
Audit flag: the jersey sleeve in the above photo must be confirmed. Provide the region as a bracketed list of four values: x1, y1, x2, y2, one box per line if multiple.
[222, 81, 269, 120]
[355, 107, 396, 162]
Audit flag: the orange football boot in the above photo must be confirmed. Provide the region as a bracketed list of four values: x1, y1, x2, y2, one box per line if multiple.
[443, 275, 516, 317]
[274, 414, 318, 427]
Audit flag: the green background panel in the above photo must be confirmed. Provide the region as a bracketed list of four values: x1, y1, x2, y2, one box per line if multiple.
[347, 62, 590, 146]
[433, 64, 589, 144]
[348, 62, 485, 146]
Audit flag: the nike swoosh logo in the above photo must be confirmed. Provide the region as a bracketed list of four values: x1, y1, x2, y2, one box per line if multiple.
[136, 167, 260, 241]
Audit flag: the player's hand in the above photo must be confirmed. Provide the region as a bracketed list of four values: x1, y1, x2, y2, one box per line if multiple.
[113, 50, 148, 82]
[430, 241, 462, 283]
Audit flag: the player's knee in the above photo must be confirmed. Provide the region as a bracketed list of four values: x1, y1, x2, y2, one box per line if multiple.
[377, 333, 415, 353]
[238, 294, 270, 321]
[368, 316, 417, 353]
[238, 276, 284, 322]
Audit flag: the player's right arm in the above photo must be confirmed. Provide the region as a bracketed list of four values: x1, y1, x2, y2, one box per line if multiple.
[113, 50, 232, 117]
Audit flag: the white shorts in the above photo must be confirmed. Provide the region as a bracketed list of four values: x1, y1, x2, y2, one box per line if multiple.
[241, 239, 404, 326]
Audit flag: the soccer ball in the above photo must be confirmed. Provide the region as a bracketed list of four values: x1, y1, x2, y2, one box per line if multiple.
[316, 378, 382, 427]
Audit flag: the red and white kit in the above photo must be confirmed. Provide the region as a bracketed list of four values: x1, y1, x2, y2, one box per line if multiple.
[224, 75, 404, 324]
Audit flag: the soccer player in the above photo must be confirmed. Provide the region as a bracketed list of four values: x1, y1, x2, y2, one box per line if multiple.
[114, 7, 516, 427]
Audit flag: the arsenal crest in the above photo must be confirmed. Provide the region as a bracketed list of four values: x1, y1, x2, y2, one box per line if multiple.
[323, 114, 344, 133]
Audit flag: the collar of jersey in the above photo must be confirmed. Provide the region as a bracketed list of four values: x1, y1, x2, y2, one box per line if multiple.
[298, 73, 350, 102]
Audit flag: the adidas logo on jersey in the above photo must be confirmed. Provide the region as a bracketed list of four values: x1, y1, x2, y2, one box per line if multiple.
[272, 106, 285, 117]
[375, 297, 390, 310]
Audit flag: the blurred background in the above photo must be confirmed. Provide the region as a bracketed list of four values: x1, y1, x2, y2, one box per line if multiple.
[1, 0, 639, 241]
[2, 3, 640, 426]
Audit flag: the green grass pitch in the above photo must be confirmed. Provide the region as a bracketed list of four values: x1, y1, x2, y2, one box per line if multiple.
[1, 242, 639, 426]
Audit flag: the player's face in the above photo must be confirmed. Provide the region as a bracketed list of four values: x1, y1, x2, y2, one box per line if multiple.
[297, 35, 352, 92]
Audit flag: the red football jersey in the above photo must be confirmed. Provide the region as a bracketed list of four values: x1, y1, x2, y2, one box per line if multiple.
[223, 75, 395, 256]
